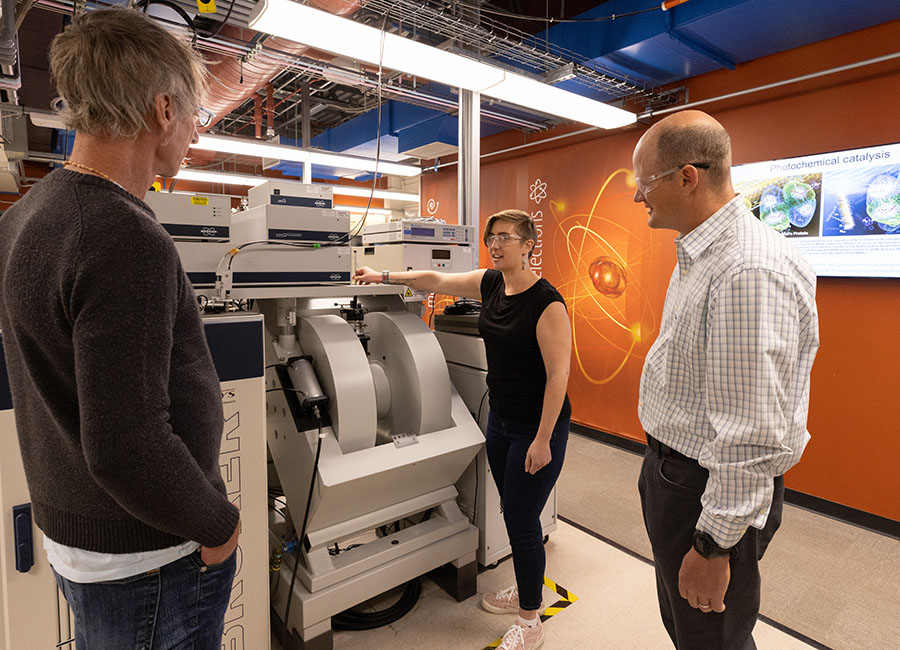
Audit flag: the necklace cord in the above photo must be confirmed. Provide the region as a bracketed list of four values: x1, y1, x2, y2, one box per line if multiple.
[64, 161, 112, 182]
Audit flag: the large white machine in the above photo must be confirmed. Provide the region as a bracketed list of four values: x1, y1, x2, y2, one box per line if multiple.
[352, 210, 556, 566]
[260, 292, 482, 649]
[193, 180, 482, 649]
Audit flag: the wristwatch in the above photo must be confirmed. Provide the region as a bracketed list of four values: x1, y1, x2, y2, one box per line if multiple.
[692, 531, 735, 558]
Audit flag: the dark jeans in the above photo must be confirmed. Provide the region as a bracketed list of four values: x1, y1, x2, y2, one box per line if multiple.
[638, 444, 784, 650]
[53, 549, 236, 650]
[485, 409, 569, 611]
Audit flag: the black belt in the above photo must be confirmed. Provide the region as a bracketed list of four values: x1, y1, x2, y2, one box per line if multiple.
[646, 434, 694, 462]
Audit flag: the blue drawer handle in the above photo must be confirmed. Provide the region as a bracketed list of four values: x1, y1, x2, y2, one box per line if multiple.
[13, 504, 33, 573]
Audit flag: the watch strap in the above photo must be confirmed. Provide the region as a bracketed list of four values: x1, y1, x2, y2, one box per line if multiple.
[693, 531, 735, 558]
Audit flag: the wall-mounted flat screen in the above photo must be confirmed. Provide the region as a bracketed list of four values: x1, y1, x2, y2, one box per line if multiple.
[732, 142, 900, 278]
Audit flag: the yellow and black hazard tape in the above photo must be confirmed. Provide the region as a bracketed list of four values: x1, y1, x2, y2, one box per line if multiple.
[481, 577, 579, 649]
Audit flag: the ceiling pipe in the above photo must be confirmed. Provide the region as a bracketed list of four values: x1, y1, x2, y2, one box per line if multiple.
[428, 50, 900, 170]
[253, 94, 262, 138]
[265, 82, 275, 137]
[203, 0, 361, 130]
[641, 49, 900, 119]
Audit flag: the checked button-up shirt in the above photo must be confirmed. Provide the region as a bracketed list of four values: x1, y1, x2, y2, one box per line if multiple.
[639, 195, 819, 548]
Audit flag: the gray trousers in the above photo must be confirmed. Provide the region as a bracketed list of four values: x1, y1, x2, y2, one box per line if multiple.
[638, 443, 784, 650]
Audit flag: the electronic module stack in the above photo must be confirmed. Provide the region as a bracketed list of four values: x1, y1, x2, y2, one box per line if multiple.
[147, 181, 353, 303]
[145, 190, 232, 300]
[354, 219, 477, 302]
[230, 180, 352, 289]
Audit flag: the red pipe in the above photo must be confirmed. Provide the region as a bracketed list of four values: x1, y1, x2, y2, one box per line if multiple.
[203, 0, 362, 132]
[253, 94, 262, 138]
[266, 82, 275, 136]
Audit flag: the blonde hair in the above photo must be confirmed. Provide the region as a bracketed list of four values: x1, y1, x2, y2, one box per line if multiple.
[483, 209, 537, 257]
[49, 8, 207, 139]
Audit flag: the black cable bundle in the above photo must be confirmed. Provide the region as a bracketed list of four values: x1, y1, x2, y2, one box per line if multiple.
[331, 578, 421, 631]
[280, 411, 325, 650]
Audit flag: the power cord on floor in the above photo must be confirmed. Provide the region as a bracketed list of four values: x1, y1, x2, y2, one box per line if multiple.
[331, 578, 422, 631]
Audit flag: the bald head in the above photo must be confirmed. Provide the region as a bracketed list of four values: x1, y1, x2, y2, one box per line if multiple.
[641, 111, 733, 189]
[632, 111, 737, 233]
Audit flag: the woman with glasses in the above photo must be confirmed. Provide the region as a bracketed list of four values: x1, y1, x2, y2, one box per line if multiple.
[355, 209, 571, 650]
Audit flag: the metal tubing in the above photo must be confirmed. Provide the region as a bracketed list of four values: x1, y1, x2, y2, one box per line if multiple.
[457, 89, 480, 265]
[641, 50, 900, 119]
[430, 51, 900, 170]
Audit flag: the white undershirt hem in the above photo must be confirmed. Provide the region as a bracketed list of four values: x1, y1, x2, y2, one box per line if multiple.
[44, 536, 200, 584]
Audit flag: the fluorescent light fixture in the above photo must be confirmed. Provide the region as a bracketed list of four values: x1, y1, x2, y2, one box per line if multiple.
[174, 169, 268, 186]
[335, 205, 393, 216]
[305, 149, 421, 177]
[192, 134, 306, 162]
[249, 0, 637, 130]
[487, 73, 637, 130]
[249, 0, 504, 92]
[330, 185, 419, 202]
[172, 170, 421, 203]
[190, 134, 421, 177]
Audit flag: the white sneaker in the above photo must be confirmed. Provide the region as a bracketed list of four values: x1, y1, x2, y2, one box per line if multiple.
[482, 586, 545, 615]
[497, 621, 544, 650]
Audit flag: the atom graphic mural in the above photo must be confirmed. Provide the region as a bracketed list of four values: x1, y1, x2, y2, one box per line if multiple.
[530, 179, 548, 204]
[549, 169, 662, 386]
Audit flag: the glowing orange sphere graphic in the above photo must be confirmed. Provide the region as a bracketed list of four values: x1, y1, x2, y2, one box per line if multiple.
[588, 256, 626, 298]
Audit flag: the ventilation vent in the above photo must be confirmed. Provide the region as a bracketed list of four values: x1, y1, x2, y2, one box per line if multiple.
[399, 141, 458, 160]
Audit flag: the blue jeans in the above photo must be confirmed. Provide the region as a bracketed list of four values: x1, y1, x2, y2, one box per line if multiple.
[485, 409, 569, 611]
[53, 549, 236, 650]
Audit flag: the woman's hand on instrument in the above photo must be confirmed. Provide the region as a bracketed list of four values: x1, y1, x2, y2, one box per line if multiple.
[354, 266, 381, 284]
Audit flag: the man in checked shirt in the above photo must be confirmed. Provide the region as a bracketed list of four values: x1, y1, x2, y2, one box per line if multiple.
[632, 110, 819, 650]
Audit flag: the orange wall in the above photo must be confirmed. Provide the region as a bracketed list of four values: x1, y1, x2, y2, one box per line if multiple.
[423, 19, 900, 521]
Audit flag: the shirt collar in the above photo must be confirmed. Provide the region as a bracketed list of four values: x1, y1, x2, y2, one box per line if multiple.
[675, 195, 744, 268]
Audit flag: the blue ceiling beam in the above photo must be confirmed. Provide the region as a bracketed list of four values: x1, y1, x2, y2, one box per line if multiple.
[310, 100, 446, 153]
[397, 114, 459, 156]
[664, 9, 735, 71]
[539, 0, 900, 87]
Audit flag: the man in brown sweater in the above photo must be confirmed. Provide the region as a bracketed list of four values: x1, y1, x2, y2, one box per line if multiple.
[0, 9, 239, 648]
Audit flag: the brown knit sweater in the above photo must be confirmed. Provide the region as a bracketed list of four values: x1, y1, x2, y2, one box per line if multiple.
[0, 169, 239, 553]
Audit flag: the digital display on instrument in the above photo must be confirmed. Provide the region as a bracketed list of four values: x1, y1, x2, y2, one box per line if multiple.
[732, 141, 900, 278]
[410, 226, 435, 237]
[431, 249, 451, 260]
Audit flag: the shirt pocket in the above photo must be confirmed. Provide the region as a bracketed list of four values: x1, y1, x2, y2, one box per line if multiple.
[643, 328, 672, 390]
[667, 295, 708, 384]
